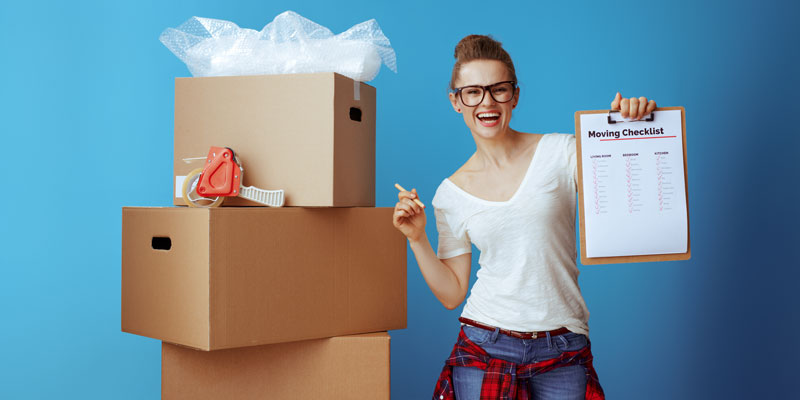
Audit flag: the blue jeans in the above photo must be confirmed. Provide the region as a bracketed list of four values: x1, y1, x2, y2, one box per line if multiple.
[453, 325, 589, 400]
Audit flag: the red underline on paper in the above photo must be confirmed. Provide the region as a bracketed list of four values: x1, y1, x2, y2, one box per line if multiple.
[600, 136, 677, 141]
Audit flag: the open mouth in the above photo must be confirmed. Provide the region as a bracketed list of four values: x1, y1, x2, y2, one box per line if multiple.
[477, 111, 501, 126]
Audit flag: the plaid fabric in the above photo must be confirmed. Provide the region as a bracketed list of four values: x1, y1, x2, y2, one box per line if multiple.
[432, 327, 605, 400]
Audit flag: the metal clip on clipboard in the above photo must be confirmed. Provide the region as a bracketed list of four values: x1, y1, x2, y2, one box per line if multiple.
[607, 110, 655, 124]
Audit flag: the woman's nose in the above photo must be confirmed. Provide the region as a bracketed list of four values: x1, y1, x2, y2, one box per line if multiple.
[481, 90, 496, 106]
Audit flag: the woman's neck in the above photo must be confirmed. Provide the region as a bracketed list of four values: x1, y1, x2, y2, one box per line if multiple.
[471, 128, 526, 168]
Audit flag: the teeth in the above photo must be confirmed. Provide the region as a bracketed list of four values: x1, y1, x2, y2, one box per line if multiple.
[478, 112, 500, 118]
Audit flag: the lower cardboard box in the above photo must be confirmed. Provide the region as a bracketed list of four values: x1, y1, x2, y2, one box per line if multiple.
[162, 332, 390, 400]
[121, 207, 406, 350]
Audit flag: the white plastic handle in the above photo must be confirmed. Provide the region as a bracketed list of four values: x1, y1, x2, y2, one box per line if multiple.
[238, 186, 285, 207]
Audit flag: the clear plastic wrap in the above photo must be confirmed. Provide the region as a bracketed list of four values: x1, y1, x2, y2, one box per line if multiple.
[160, 11, 397, 81]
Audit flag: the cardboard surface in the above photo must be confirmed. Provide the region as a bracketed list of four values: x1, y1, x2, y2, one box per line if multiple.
[173, 73, 376, 207]
[162, 332, 390, 400]
[121, 207, 406, 350]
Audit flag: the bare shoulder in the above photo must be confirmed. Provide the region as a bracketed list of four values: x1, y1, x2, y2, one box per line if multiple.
[522, 131, 544, 147]
[447, 154, 477, 188]
[514, 131, 545, 157]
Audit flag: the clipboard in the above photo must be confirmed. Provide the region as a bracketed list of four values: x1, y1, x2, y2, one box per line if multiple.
[575, 107, 690, 265]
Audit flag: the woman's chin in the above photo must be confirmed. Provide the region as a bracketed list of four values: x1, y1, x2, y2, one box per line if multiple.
[472, 125, 506, 140]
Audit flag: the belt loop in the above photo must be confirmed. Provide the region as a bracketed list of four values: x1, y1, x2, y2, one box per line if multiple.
[489, 327, 500, 343]
[546, 331, 552, 349]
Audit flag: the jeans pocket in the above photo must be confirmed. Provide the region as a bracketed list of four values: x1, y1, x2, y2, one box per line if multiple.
[555, 332, 588, 353]
[463, 325, 491, 345]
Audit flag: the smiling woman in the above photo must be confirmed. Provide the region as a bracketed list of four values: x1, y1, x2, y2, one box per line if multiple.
[391, 34, 656, 400]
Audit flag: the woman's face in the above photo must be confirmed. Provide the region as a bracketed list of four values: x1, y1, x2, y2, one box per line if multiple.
[449, 59, 519, 140]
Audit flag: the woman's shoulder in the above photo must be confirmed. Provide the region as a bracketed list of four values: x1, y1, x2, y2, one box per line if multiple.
[431, 180, 456, 212]
[547, 133, 577, 157]
[441, 150, 479, 192]
[433, 156, 480, 210]
[546, 132, 576, 145]
[532, 133, 576, 158]
[445, 162, 472, 192]
[527, 132, 574, 144]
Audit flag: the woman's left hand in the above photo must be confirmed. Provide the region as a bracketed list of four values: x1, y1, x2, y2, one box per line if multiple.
[611, 92, 656, 120]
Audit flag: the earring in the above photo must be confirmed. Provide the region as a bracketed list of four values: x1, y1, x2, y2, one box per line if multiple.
[457, 108, 461, 112]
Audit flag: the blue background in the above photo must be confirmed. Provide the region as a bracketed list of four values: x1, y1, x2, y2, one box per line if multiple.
[1, 0, 798, 398]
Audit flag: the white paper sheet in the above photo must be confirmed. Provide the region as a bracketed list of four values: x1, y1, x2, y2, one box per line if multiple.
[579, 109, 688, 258]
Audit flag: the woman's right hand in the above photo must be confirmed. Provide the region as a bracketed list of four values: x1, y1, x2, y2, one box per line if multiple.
[392, 188, 427, 242]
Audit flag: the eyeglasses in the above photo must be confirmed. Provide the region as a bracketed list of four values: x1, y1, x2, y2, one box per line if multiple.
[454, 81, 516, 107]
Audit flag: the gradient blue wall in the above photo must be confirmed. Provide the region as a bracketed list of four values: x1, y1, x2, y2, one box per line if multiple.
[1, 0, 797, 398]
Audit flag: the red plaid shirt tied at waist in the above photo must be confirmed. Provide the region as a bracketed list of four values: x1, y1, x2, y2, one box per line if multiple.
[432, 327, 605, 400]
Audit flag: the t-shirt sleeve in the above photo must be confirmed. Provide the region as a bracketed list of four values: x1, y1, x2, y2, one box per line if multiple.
[434, 206, 472, 259]
[566, 134, 578, 191]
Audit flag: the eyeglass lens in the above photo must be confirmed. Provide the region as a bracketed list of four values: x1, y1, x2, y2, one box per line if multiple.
[460, 82, 515, 107]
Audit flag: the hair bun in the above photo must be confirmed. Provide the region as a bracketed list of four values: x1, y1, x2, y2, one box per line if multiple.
[450, 34, 516, 89]
[454, 35, 501, 60]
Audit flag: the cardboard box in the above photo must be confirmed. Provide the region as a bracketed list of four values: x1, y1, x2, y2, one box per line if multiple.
[173, 72, 375, 207]
[121, 207, 406, 350]
[162, 332, 390, 400]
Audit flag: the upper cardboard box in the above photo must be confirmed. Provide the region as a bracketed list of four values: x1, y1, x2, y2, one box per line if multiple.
[121, 207, 406, 350]
[173, 73, 375, 207]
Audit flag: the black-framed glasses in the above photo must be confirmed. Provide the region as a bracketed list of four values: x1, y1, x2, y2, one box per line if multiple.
[454, 81, 516, 107]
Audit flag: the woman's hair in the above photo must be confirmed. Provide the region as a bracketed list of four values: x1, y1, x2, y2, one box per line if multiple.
[450, 34, 517, 90]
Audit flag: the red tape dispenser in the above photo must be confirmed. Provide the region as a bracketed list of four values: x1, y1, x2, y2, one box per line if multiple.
[181, 146, 285, 208]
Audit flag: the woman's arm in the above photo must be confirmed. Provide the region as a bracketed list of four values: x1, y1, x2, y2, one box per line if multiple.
[409, 235, 471, 310]
[393, 189, 472, 310]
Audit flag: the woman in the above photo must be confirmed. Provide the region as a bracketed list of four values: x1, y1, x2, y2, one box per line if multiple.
[392, 35, 655, 400]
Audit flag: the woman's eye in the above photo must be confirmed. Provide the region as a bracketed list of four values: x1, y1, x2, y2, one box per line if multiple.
[465, 89, 481, 95]
[493, 87, 508, 93]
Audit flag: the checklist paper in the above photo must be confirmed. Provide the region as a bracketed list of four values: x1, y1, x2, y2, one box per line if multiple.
[579, 109, 688, 258]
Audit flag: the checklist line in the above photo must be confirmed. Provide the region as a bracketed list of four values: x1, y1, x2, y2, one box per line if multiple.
[600, 136, 677, 141]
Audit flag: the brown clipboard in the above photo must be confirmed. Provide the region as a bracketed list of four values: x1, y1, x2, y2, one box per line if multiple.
[575, 106, 690, 265]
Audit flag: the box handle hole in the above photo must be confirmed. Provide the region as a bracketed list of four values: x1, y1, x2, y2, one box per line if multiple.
[152, 237, 172, 251]
[349, 107, 362, 122]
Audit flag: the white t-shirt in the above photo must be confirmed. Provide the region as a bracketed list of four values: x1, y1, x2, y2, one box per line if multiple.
[431, 133, 590, 336]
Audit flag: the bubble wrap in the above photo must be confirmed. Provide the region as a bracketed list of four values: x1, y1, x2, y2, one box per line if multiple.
[160, 11, 397, 81]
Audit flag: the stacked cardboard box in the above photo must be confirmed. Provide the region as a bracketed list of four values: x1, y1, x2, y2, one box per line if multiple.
[122, 73, 406, 399]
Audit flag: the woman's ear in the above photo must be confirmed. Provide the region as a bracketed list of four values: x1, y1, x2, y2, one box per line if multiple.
[513, 86, 520, 108]
[449, 92, 462, 113]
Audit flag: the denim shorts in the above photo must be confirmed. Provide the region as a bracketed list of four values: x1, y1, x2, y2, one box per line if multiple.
[453, 325, 589, 400]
